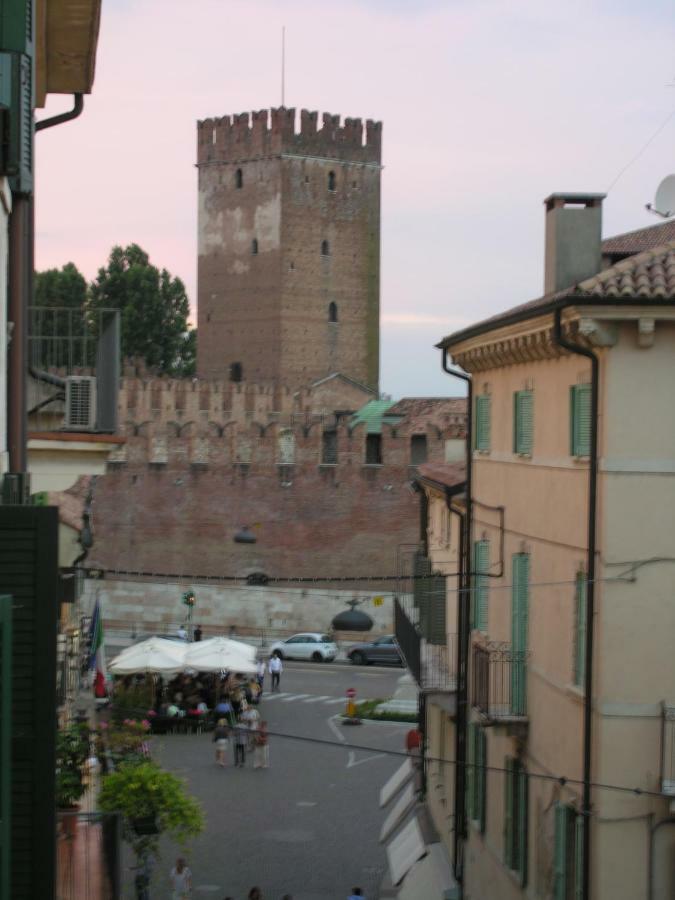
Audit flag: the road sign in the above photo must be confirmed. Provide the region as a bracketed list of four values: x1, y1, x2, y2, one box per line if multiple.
[373, 595, 384, 606]
[346, 687, 356, 698]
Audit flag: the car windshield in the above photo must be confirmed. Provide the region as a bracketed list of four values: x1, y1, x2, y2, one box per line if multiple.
[321, 634, 334, 643]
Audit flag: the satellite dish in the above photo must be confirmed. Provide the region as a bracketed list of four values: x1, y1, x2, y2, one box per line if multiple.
[646, 175, 675, 218]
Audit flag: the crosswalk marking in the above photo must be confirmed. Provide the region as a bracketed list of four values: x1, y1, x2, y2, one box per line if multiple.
[302, 695, 331, 703]
[281, 694, 310, 702]
[262, 692, 290, 701]
[324, 698, 347, 705]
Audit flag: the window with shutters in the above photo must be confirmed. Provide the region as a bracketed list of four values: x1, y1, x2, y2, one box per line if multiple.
[472, 540, 490, 632]
[554, 803, 582, 900]
[475, 394, 491, 452]
[573, 572, 587, 687]
[467, 723, 487, 833]
[513, 390, 534, 455]
[511, 554, 529, 716]
[570, 384, 591, 457]
[504, 757, 528, 885]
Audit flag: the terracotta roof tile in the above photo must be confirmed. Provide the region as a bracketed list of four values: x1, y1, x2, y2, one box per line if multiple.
[602, 220, 675, 255]
[417, 462, 466, 489]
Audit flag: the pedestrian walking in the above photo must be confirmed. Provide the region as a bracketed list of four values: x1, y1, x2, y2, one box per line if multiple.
[169, 857, 192, 898]
[268, 654, 283, 691]
[234, 718, 249, 767]
[256, 658, 265, 695]
[194, 624, 203, 642]
[248, 888, 263, 900]
[213, 718, 229, 767]
[347, 890, 363, 899]
[252, 720, 269, 769]
[177, 624, 187, 641]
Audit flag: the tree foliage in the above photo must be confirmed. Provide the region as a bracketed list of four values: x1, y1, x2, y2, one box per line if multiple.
[34, 246, 196, 376]
[89, 244, 195, 375]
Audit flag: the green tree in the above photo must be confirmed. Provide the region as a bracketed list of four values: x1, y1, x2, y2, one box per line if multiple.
[89, 244, 195, 375]
[34, 262, 88, 310]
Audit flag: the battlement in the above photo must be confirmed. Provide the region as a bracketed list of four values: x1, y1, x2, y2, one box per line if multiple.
[197, 107, 382, 166]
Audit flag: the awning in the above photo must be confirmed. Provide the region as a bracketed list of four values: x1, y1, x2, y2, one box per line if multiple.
[380, 758, 414, 807]
[398, 843, 458, 900]
[380, 783, 417, 843]
[386, 816, 426, 886]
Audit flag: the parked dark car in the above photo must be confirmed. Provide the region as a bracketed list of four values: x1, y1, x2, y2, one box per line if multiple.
[347, 635, 404, 666]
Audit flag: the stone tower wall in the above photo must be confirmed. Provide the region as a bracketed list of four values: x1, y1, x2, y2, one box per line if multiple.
[197, 108, 382, 392]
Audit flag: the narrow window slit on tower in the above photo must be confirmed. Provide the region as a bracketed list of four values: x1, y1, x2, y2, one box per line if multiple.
[230, 362, 243, 383]
[328, 171, 336, 191]
[328, 302, 338, 323]
[235, 168, 243, 189]
[321, 240, 330, 256]
[251, 239, 258, 255]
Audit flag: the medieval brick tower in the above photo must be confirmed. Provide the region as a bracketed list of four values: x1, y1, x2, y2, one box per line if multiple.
[196, 108, 382, 393]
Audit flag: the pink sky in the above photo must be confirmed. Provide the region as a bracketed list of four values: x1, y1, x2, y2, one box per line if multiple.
[35, 0, 675, 396]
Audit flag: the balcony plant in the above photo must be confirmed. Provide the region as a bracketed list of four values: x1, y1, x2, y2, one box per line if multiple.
[55, 722, 90, 810]
[98, 761, 204, 859]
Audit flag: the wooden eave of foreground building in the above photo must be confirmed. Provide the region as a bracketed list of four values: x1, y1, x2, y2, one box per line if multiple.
[35, 0, 102, 107]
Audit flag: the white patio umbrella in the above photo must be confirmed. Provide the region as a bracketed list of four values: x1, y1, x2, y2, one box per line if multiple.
[109, 637, 187, 674]
[183, 637, 257, 674]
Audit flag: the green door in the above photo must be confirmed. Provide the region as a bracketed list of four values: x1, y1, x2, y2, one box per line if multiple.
[511, 554, 529, 715]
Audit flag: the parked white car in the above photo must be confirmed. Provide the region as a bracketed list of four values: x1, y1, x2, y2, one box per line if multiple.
[269, 633, 338, 662]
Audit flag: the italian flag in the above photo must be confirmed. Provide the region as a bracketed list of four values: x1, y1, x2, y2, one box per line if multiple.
[89, 598, 107, 698]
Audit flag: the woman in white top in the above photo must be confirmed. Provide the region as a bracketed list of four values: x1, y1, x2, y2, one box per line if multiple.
[170, 857, 192, 898]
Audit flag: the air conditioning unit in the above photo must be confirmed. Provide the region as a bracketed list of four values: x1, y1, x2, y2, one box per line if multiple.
[65, 376, 97, 431]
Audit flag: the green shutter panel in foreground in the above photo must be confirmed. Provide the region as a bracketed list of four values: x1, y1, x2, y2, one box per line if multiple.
[570, 384, 591, 456]
[574, 815, 584, 900]
[473, 540, 489, 632]
[504, 757, 514, 867]
[574, 573, 587, 687]
[514, 390, 534, 454]
[511, 554, 529, 715]
[554, 803, 568, 900]
[475, 395, 491, 451]
[517, 765, 529, 886]
[477, 727, 487, 833]
[466, 723, 475, 821]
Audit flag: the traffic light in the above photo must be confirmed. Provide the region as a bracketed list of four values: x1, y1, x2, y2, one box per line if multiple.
[182, 591, 196, 607]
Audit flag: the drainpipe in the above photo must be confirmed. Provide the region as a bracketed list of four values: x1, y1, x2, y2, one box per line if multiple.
[441, 349, 472, 889]
[649, 816, 675, 900]
[553, 307, 599, 900]
[35, 93, 84, 132]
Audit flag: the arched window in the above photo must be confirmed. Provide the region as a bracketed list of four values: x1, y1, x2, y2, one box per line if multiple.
[235, 168, 243, 189]
[328, 171, 336, 191]
[251, 238, 258, 255]
[328, 302, 338, 323]
[230, 362, 243, 383]
[321, 240, 330, 257]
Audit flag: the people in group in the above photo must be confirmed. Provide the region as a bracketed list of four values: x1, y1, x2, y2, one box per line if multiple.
[252, 720, 269, 769]
[194, 624, 203, 642]
[234, 716, 249, 767]
[177, 624, 187, 641]
[169, 857, 192, 899]
[256, 657, 265, 694]
[268, 654, 283, 691]
[248, 888, 262, 900]
[213, 718, 229, 767]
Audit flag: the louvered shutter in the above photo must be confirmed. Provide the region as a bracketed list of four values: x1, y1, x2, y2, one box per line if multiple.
[571, 385, 591, 456]
[466, 722, 475, 821]
[514, 390, 534, 455]
[574, 573, 587, 686]
[574, 814, 584, 900]
[473, 540, 489, 632]
[427, 573, 446, 646]
[554, 803, 568, 900]
[475, 395, 491, 451]
[511, 554, 529, 715]
[477, 727, 487, 833]
[504, 757, 514, 867]
[517, 765, 529, 886]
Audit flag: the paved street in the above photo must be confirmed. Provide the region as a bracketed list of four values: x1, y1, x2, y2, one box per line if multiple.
[126, 662, 412, 899]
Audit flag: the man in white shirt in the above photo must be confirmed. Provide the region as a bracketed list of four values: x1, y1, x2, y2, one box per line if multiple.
[177, 624, 187, 641]
[268, 654, 283, 692]
[256, 658, 266, 695]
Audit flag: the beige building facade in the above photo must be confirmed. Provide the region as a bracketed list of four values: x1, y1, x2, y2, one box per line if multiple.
[417, 198, 675, 900]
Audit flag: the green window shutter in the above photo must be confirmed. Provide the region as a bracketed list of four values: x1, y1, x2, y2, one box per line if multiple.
[571, 384, 591, 456]
[466, 722, 475, 821]
[554, 803, 568, 900]
[514, 390, 534, 455]
[504, 757, 514, 867]
[472, 540, 489, 632]
[511, 554, 529, 715]
[477, 727, 487, 833]
[517, 765, 529, 886]
[574, 815, 584, 900]
[574, 573, 587, 687]
[475, 395, 491, 451]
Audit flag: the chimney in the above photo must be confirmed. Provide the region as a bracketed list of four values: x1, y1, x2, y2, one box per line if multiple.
[544, 192, 606, 294]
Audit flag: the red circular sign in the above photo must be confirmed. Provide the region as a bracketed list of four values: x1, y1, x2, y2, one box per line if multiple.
[346, 688, 356, 698]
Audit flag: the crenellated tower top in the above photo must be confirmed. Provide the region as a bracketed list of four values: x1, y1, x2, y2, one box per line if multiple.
[197, 107, 382, 166]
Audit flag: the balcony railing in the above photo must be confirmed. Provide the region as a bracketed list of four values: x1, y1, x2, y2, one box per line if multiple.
[56, 810, 121, 899]
[472, 642, 528, 722]
[395, 596, 457, 692]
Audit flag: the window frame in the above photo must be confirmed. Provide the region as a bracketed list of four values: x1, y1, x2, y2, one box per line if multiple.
[569, 384, 591, 457]
[513, 390, 534, 456]
[504, 757, 528, 885]
[474, 394, 491, 452]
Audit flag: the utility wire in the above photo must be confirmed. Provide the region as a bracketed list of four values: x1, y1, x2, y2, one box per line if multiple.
[606, 103, 675, 193]
[111, 703, 666, 801]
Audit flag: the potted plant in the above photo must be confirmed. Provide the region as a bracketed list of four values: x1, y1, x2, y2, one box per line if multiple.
[98, 761, 204, 861]
[55, 722, 90, 836]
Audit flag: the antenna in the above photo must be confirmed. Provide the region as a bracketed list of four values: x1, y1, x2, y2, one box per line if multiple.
[646, 174, 675, 218]
[281, 25, 286, 107]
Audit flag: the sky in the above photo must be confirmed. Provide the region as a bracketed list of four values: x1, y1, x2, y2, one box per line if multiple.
[35, 0, 675, 398]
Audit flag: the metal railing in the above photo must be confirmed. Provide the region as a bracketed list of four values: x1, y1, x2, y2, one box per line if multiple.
[395, 595, 421, 684]
[395, 595, 457, 691]
[422, 634, 458, 691]
[56, 810, 121, 900]
[472, 642, 528, 721]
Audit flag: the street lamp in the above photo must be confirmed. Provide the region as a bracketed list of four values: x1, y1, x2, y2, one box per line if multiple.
[234, 525, 257, 544]
[331, 598, 373, 632]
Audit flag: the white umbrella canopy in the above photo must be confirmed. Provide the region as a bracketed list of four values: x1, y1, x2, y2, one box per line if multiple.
[183, 637, 258, 674]
[109, 637, 187, 674]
